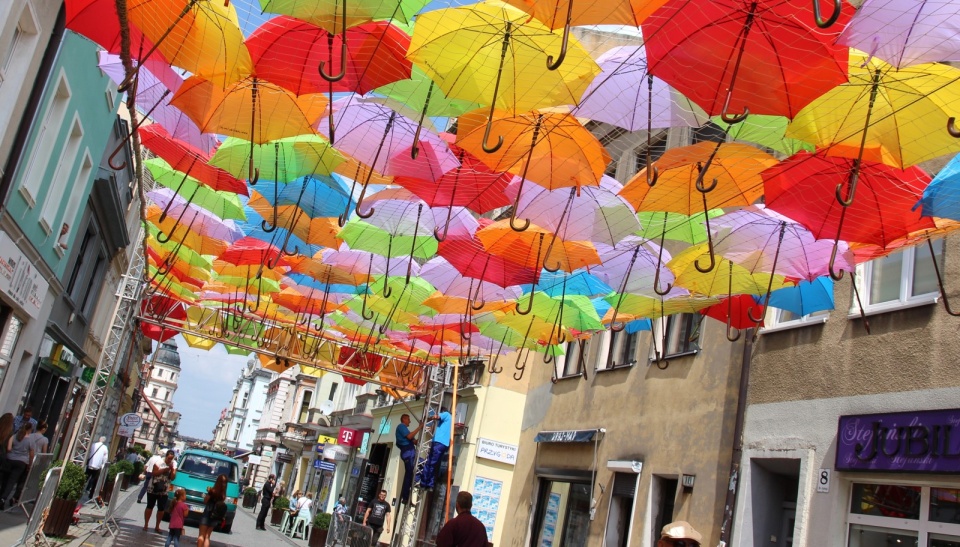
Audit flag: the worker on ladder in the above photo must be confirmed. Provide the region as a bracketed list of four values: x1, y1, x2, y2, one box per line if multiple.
[395, 414, 422, 504]
[415, 407, 452, 489]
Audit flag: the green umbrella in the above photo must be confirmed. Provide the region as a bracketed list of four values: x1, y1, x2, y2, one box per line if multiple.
[259, 0, 429, 31]
[149, 233, 213, 270]
[365, 66, 481, 133]
[223, 345, 252, 356]
[475, 318, 558, 353]
[145, 158, 246, 220]
[209, 135, 345, 183]
[636, 210, 724, 245]
[511, 292, 603, 333]
[339, 221, 437, 259]
[711, 115, 814, 157]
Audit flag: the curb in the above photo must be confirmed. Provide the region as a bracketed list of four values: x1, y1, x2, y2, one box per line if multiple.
[236, 505, 308, 547]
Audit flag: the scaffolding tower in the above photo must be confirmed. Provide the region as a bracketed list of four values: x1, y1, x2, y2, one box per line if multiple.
[65, 232, 146, 465]
[391, 365, 449, 547]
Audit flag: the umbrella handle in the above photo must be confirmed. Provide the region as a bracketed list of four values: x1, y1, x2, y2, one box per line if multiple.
[513, 349, 527, 381]
[318, 4, 348, 83]
[813, 0, 841, 28]
[546, 1, 573, 71]
[720, 96, 749, 125]
[481, 113, 504, 154]
[646, 165, 659, 187]
[926, 239, 960, 316]
[471, 280, 485, 311]
[543, 349, 554, 365]
[411, 83, 435, 160]
[835, 161, 860, 207]
[695, 184, 717, 273]
[108, 137, 130, 171]
[516, 291, 534, 315]
[726, 318, 742, 342]
[828, 241, 846, 281]
[653, 268, 673, 296]
[949, 117, 960, 138]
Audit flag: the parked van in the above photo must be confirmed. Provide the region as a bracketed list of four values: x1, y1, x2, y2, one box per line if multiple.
[168, 449, 240, 533]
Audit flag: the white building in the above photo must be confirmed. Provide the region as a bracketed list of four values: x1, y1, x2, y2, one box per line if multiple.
[133, 339, 182, 452]
[214, 358, 274, 455]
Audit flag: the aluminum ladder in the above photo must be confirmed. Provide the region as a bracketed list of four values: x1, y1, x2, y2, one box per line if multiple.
[391, 364, 449, 547]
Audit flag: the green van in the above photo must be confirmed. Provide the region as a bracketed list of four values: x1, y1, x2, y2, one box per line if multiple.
[167, 449, 241, 533]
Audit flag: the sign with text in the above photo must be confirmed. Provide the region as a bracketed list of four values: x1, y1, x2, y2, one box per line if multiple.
[476, 437, 518, 465]
[534, 429, 600, 443]
[117, 413, 143, 438]
[338, 427, 362, 447]
[836, 408, 960, 473]
[316, 435, 336, 452]
[313, 460, 336, 471]
[0, 232, 47, 319]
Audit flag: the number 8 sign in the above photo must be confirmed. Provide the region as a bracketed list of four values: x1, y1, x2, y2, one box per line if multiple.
[817, 469, 831, 493]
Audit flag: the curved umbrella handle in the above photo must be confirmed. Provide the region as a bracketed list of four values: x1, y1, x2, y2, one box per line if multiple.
[695, 180, 717, 273]
[949, 117, 960, 138]
[546, 1, 573, 70]
[746, 305, 765, 324]
[515, 291, 534, 315]
[108, 138, 129, 171]
[652, 268, 673, 296]
[156, 228, 175, 244]
[405, 204, 423, 286]
[543, 350, 554, 365]
[813, 0, 841, 28]
[720, 90, 750, 125]
[726, 318, 742, 342]
[835, 162, 861, 207]
[828, 240, 846, 281]
[646, 165, 660, 187]
[354, 184, 375, 219]
[542, 236, 562, 273]
[318, 4, 348, 82]
[481, 111, 504, 154]
[361, 298, 375, 321]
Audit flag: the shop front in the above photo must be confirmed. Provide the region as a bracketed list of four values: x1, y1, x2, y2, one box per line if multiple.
[25, 332, 81, 453]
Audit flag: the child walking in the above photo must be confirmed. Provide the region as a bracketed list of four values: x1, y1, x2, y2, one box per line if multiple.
[165, 489, 189, 547]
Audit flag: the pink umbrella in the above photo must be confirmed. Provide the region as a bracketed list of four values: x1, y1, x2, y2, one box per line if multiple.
[146, 188, 244, 242]
[712, 206, 856, 282]
[420, 257, 522, 304]
[317, 100, 458, 223]
[591, 236, 675, 298]
[508, 175, 640, 246]
[838, 0, 960, 68]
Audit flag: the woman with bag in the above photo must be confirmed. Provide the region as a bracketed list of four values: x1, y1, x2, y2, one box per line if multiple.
[197, 474, 227, 547]
[0, 422, 33, 510]
[143, 450, 177, 532]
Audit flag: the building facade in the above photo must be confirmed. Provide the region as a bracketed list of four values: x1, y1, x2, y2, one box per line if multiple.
[133, 339, 182, 452]
[212, 358, 274, 455]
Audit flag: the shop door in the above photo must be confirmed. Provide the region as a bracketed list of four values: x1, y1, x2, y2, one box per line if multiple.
[27, 367, 70, 441]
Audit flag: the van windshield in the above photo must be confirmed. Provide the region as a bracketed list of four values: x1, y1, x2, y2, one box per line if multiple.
[178, 454, 239, 483]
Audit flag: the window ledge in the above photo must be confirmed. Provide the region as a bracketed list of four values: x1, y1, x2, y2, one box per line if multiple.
[847, 294, 939, 319]
[761, 316, 828, 334]
[554, 373, 583, 383]
[596, 362, 635, 374]
[650, 349, 699, 363]
[18, 185, 35, 208]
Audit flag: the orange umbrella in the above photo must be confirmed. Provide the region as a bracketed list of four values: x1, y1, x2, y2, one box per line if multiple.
[145, 206, 229, 256]
[457, 109, 610, 231]
[248, 193, 342, 248]
[476, 220, 601, 273]
[171, 76, 328, 182]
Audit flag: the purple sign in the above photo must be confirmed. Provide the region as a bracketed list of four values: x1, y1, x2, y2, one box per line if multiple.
[836, 409, 960, 473]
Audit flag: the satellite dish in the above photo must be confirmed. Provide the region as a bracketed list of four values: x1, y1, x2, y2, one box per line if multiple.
[319, 400, 335, 415]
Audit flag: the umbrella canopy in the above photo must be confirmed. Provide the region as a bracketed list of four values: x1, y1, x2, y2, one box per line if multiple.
[437, 220, 540, 288]
[258, 0, 428, 32]
[711, 115, 814, 157]
[144, 159, 245, 219]
[139, 125, 243, 193]
[573, 45, 708, 132]
[636, 210, 723, 245]
[669, 244, 793, 297]
[837, 0, 960, 68]
[786, 49, 960, 169]
[476, 220, 601, 273]
[209, 135, 345, 182]
[701, 294, 765, 330]
[642, 0, 852, 119]
[768, 277, 835, 317]
[914, 154, 960, 222]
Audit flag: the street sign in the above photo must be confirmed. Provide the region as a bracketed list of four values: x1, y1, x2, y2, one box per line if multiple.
[313, 460, 336, 471]
[117, 413, 144, 438]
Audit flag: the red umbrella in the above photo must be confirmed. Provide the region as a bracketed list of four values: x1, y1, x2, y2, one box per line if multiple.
[139, 125, 247, 195]
[66, 0, 166, 62]
[763, 150, 934, 279]
[642, 0, 853, 121]
[701, 294, 765, 341]
[140, 294, 185, 342]
[438, 219, 539, 288]
[394, 143, 515, 239]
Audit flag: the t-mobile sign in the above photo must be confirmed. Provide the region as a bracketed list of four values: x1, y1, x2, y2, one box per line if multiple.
[836, 408, 960, 473]
[338, 427, 362, 447]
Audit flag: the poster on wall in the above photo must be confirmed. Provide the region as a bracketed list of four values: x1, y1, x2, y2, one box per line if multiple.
[539, 492, 561, 546]
[472, 476, 503, 540]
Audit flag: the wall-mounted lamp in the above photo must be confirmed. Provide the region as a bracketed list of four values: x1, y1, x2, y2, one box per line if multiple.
[681, 474, 696, 491]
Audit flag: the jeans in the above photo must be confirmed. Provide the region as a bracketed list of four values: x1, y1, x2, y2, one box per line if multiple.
[256, 499, 271, 529]
[399, 446, 416, 503]
[85, 467, 103, 499]
[164, 528, 182, 547]
[415, 442, 448, 489]
[0, 460, 27, 503]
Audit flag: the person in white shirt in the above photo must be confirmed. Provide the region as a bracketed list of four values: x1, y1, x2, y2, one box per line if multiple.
[139, 453, 163, 503]
[85, 436, 109, 499]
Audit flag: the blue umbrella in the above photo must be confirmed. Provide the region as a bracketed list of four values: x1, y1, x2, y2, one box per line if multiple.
[255, 175, 353, 219]
[284, 273, 366, 295]
[916, 154, 960, 220]
[768, 277, 834, 317]
[522, 269, 613, 298]
[239, 208, 323, 257]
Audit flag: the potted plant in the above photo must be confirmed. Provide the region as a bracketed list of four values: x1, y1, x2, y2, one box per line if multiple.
[115, 460, 134, 491]
[130, 460, 144, 485]
[43, 461, 85, 537]
[242, 487, 258, 509]
[309, 513, 332, 547]
[271, 495, 289, 526]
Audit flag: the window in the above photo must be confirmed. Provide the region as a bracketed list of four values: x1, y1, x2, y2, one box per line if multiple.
[533, 479, 591, 546]
[164, 390, 169, 401]
[763, 308, 830, 332]
[151, 387, 158, 397]
[0, 313, 23, 392]
[39, 116, 84, 231]
[19, 73, 70, 205]
[652, 477, 679, 546]
[178, 453, 239, 482]
[328, 382, 338, 403]
[846, 482, 960, 546]
[79, 250, 106, 318]
[298, 390, 312, 422]
[692, 122, 727, 144]
[653, 314, 701, 360]
[241, 391, 249, 408]
[2, 25, 23, 74]
[856, 241, 942, 314]
[604, 330, 639, 369]
[0, 7, 38, 86]
[559, 340, 585, 378]
[59, 153, 94, 238]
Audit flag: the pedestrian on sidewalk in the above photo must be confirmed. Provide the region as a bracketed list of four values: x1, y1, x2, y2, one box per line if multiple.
[0, 422, 33, 510]
[0, 413, 14, 506]
[198, 475, 227, 547]
[165, 488, 189, 547]
[139, 452, 163, 503]
[11, 421, 48, 505]
[144, 450, 176, 533]
[12, 407, 36, 434]
[255, 474, 276, 531]
[436, 491, 488, 547]
[395, 414, 421, 504]
[85, 436, 109, 500]
[658, 520, 702, 547]
[363, 489, 391, 546]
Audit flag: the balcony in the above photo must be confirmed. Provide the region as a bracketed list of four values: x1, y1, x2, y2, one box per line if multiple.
[254, 429, 278, 444]
[280, 423, 314, 445]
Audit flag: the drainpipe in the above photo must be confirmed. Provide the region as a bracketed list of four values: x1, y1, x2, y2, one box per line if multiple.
[718, 328, 754, 547]
[0, 6, 66, 206]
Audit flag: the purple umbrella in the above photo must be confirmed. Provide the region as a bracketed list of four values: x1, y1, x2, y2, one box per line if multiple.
[591, 236, 675, 297]
[837, 0, 960, 68]
[317, 99, 458, 224]
[573, 45, 708, 131]
[420, 257, 521, 304]
[147, 188, 244, 242]
[99, 52, 219, 153]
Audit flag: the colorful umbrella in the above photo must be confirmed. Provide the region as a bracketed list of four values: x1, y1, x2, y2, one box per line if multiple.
[768, 277, 835, 317]
[209, 135, 345, 183]
[139, 125, 241, 192]
[837, 0, 960, 68]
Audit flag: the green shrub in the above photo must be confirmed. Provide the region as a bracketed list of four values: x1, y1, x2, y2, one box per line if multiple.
[107, 460, 134, 482]
[272, 495, 290, 510]
[132, 460, 144, 477]
[244, 487, 258, 496]
[312, 512, 332, 530]
[141, 449, 153, 460]
[43, 461, 86, 501]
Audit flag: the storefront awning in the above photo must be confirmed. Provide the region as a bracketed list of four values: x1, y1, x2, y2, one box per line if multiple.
[534, 429, 604, 443]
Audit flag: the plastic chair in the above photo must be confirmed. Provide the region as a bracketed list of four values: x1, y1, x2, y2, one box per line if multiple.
[290, 515, 309, 540]
[279, 510, 291, 533]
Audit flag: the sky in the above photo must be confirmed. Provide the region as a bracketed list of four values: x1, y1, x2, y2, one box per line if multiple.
[169, 334, 252, 440]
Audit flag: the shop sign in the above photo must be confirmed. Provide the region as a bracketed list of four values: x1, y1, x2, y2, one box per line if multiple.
[338, 427, 362, 447]
[477, 437, 518, 465]
[0, 232, 47, 319]
[313, 460, 336, 471]
[316, 435, 336, 452]
[359, 431, 370, 455]
[247, 455, 261, 465]
[534, 429, 600, 443]
[276, 452, 293, 463]
[323, 445, 350, 461]
[836, 408, 960, 473]
[117, 413, 143, 437]
[262, 450, 274, 458]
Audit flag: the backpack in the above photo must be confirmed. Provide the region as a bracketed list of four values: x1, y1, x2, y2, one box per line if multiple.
[212, 500, 228, 528]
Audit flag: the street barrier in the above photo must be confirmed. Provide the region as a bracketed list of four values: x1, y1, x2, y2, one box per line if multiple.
[14, 466, 62, 547]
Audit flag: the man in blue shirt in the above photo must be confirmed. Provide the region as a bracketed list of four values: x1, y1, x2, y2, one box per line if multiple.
[395, 414, 422, 504]
[416, 407, 451, 490]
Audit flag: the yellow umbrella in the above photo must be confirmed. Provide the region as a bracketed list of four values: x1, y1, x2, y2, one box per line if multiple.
[128, 0, 253, 87]
[408, 1, 598, 157]
[182, 334, 217, 350]
[668, 244, 794, 297]
[787, 49, 960, 171]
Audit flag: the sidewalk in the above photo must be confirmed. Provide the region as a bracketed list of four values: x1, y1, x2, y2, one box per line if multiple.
[0, 488, 124, 546]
